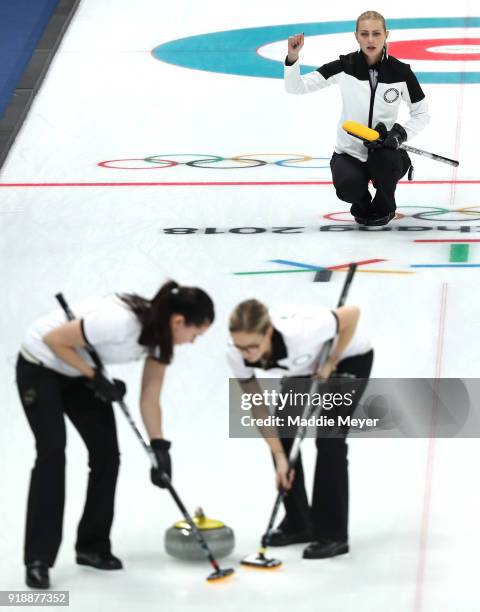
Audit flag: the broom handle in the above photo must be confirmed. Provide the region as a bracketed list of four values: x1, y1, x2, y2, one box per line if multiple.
[54, 292, 226, 573]
[400, 144, 459, 167]
[261, 263, 357, 548]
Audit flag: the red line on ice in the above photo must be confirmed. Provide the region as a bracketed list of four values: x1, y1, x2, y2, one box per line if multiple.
[414, 283, 448, 612]
[0, 180, 479, 187]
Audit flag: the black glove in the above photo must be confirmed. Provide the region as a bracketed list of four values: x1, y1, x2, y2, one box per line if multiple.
[364, 122, 407, 150]
[86, 369, 127, 403]
[150, 439, 172, 488]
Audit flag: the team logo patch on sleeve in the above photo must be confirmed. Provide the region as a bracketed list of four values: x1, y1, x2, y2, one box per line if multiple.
[384, 88, 400, 103]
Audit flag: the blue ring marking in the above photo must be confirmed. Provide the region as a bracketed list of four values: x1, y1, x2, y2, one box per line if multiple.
[410, 264, 480, 268]
[152, 17, 480, 83]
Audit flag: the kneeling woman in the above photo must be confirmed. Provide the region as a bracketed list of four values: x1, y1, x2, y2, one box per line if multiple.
[284, 10, 430, 225]
[227, 299, 373, 559]
[17, 281, 214, 588]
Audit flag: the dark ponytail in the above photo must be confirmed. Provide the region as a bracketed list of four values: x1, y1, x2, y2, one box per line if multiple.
[119, 280, 214, 364]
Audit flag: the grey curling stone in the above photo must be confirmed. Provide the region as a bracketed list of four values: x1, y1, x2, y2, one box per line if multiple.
[165, 507, 235, 561]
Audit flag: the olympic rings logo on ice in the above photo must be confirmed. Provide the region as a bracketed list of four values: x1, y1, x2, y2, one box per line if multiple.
[97, 154, 331, 170]
[324, 206, 480, 222]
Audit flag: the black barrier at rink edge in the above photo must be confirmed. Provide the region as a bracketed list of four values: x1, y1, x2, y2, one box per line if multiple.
[0, 0, 81, 170]
[228, 378, 480, 438]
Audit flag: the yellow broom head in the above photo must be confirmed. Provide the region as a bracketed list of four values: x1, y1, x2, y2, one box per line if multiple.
[343, 121, 380, 142]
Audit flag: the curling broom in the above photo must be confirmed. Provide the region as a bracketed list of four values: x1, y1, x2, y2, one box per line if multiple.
[54, 293, 234, 583]
[343, 120, 459, 167]
[241, 263, 357, 570]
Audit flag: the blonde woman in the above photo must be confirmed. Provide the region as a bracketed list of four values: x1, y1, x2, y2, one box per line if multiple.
[285, 11, 429, 226]
[227, 300, 373, 559]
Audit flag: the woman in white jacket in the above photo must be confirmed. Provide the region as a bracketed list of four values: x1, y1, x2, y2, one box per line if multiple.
[285, 10, 429, 226]
[17, 281, 214, 589]
[227, 299, 374, 559]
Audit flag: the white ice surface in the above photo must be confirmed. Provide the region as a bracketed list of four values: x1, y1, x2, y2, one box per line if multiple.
[1, 1, 480, 610]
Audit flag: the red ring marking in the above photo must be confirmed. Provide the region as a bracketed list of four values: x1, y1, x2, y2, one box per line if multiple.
[388, 38, 480, 61]
[323, 211, 351, 222]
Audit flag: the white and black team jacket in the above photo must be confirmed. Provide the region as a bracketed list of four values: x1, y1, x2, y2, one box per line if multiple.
[21, 295, 155, 377]
[227, 305, 372, 381]
[284, 49, 430, 162]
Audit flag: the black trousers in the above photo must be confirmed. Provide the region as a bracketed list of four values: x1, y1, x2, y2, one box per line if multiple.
[16, 355, 120, 567]
[278, 349, 374, 542]
[330, 149, 411, 219]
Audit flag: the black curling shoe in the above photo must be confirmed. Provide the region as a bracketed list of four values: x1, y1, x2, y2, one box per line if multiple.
[26, 561, 50, 589]
[76, 551, 123, 570]
[367, 212, 395, 226]
[354, 216, 369, 225]
[268, 526, 313, 547]
[303, 539, 349, 559]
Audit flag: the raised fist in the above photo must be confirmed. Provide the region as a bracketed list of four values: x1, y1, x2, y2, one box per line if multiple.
[287, 33, 304, 62]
